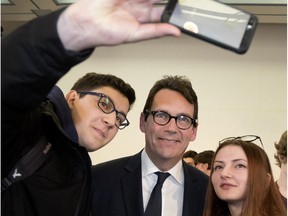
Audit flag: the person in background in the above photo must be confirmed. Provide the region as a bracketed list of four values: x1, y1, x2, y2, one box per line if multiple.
[195, 150, 214, 176]
[2, 0, 181, 215]
[183, 150, 198, 167]
[91, 75, 208, 216]
[203, 135, 287, 216]
[274, 130, 287, 209]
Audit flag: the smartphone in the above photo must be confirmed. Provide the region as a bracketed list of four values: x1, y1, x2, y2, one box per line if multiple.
[161, 0, 258, 54]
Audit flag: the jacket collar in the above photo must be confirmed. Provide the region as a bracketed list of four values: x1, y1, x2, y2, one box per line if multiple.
[47, 86, 78, 143]
[122, 151, 145, 216]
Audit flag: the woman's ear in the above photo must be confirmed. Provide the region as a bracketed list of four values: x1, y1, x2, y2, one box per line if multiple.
[266, 173, 272, 183]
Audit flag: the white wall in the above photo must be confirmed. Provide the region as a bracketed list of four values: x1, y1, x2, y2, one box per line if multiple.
[57, 23, 287, 178]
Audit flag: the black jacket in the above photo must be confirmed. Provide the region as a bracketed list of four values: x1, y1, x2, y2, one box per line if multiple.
[91, 151, 209, 216]
[2, 8, 93, 216]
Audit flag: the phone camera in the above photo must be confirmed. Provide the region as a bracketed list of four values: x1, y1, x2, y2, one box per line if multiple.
[247, 24, 253, 30]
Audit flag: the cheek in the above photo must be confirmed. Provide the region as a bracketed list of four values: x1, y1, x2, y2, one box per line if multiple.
[145, 128, 157, 145]
[240, 175, 249, 189]
[181, 130, 195, 143]
[72, 109, 89, 126]
[211, 173, 218, 187]
[75, 102, 98, 121]
[144, 121, 159, 137]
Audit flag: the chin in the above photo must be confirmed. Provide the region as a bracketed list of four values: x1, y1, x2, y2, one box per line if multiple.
[83, 142, 104, 152]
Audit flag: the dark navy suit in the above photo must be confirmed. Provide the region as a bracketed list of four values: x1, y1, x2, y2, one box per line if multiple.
[91, 151, 208, 216]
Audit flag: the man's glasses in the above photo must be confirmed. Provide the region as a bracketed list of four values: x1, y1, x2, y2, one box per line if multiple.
[145, 110, 197, 130]
[77, 91, 129, 129]
[219, 135, 264, 148]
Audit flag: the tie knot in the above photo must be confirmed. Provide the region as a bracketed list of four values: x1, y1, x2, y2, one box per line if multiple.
[155, 172, 170, 185]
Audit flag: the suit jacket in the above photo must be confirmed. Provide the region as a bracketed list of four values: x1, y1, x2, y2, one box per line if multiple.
[91, 151, 208, 216]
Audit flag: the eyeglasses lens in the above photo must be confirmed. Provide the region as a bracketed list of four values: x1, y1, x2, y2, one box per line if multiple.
[153, 111, 192, 130]
[98, 96, 115, 114]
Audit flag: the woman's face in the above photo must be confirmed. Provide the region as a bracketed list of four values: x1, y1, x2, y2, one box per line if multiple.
[211, 145, 248, 206]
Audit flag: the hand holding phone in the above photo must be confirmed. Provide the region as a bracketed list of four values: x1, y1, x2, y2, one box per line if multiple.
[161, 0, 258, 54]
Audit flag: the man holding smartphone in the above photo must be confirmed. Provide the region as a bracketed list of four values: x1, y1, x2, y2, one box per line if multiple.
[1, 0, 180, 215]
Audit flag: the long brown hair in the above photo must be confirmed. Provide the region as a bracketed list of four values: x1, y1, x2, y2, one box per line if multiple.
[203, 139, 286, 216]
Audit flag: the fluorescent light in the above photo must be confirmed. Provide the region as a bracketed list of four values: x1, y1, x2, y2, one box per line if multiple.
[157, 0, 286, 4]
[53, 0, 75, 4]
[1, 0, 12, 4]
[220, 0, 286, 4]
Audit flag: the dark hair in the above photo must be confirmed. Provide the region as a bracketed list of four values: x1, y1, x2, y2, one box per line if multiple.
[274, 130, 287, 167]
[71, 72, 136, 110]
[183, 150, 198, 159]
[195, 150, 214, 170]
[203, 139, 286, 216]
[142, 75, 198, 126]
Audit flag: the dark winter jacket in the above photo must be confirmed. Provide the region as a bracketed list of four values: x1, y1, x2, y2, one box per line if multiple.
[2, 8, 93, 216]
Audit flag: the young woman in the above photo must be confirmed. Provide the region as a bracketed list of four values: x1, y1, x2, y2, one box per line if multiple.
[203, 136, 287, 216]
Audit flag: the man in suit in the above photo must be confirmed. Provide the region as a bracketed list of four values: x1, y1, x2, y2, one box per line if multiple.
[91, 75, 208, 216]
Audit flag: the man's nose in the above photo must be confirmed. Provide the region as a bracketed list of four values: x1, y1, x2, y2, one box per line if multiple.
[103, 111, 117, 126]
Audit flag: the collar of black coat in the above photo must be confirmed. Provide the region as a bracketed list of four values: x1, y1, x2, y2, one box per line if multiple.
[46, 86, 78, 143]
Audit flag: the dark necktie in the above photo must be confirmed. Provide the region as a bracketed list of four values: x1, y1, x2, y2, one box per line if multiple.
[144, 172, 170, 216]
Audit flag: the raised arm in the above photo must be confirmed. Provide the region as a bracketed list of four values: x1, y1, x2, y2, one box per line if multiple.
[57, 0, 181, 51]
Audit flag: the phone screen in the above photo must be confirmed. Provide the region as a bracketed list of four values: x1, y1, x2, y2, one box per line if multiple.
[168, 0, 252, 49]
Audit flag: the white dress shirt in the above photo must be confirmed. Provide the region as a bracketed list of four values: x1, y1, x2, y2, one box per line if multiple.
[141, 150, 184, 216]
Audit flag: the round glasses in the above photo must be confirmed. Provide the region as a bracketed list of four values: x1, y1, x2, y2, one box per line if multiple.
[145, 110, 197, 130]
[77, 91, 129, 129]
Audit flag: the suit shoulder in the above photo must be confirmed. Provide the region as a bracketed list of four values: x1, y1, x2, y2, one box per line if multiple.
[91, 151, 142, 175]
[184, 163, 209, 183]
[92, 156, 131, 171]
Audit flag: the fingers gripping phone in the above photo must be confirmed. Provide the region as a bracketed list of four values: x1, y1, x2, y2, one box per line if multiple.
[161, 0, 258, 54]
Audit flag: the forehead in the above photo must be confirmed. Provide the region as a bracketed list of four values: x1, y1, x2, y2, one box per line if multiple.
[152, 89, 194, 114]
[215, 145, 247, 161]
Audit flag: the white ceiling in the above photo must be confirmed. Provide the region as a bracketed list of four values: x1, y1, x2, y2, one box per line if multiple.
[1, 0, 287, 37]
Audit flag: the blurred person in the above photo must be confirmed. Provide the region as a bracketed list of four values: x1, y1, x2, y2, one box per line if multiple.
[195, 150, 214, 176]
[2, 0, 181, 215]
[274, 130, 287, 208]
[203, 135, 286, 216]
[183, 150, 198, 166]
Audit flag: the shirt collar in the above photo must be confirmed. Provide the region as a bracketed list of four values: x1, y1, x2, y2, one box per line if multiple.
[141, 149, 184, 185]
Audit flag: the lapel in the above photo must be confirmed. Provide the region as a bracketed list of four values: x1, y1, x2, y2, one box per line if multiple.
[182, 161, 201, 216]
[121, 151, 144, 216]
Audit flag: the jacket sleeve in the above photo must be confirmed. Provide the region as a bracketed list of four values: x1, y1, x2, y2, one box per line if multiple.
[1, 8, 94, 112]
[1, 8, 94, 175]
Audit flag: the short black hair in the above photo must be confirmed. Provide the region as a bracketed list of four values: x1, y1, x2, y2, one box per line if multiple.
[71, 72, 136, 110]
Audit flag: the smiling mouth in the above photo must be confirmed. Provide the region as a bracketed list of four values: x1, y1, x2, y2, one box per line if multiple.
[159, 138, 179, 143]
[93, 127, 105, 138]
[220, 183, 235, 190]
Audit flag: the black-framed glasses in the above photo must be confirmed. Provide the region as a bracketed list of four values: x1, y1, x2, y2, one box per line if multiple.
[77, 91, 129, 129]
[219, 135, 264, 148]
[145, 110, 197, 130]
